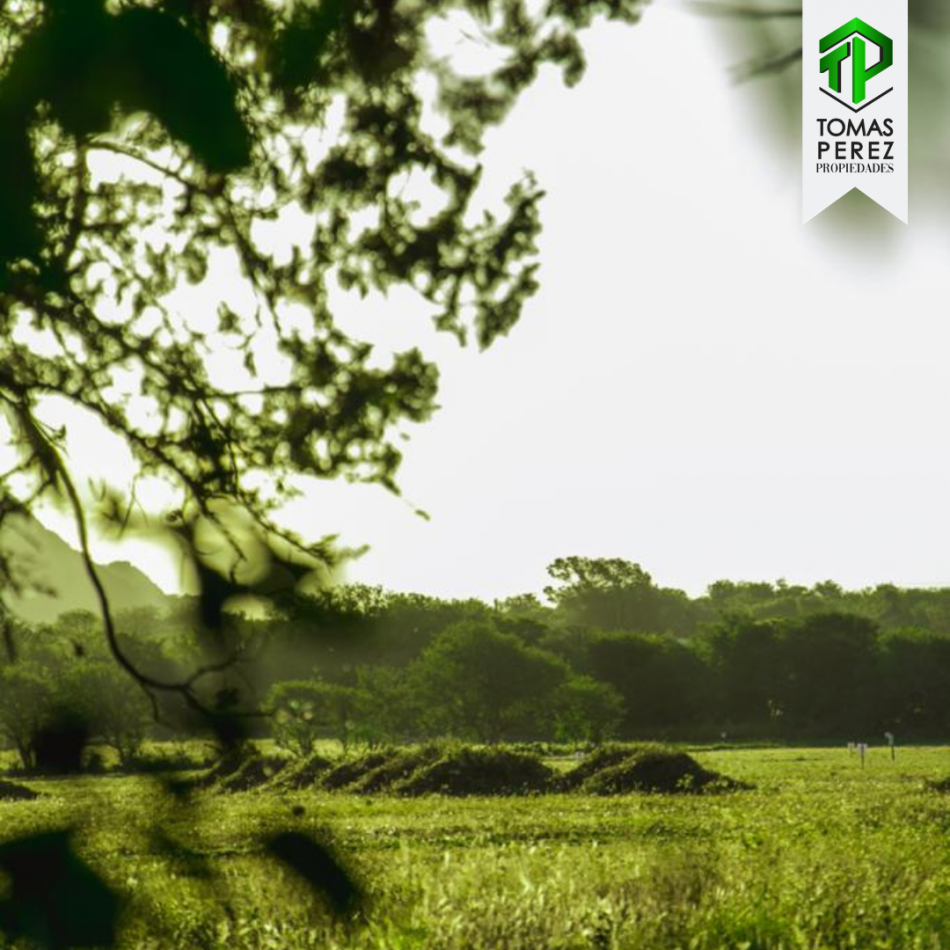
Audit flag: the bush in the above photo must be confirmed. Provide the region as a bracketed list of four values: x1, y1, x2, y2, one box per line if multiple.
[551, 675, 624, 743]
[393, 747, 554, 797]
[82, 750, 108, 774]
[268, 680, 363, 757]
[129, 744, 218, 774]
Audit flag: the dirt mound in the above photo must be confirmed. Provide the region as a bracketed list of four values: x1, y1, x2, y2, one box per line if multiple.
[215, 754, 290, 793]
[394, 747, 554, 797]
[555, 744, 651, 791]
[269, 752, 334, 791]
[0, 779, 39, 801]
[580, 748, 748, 795]
[350, 744, 445, 794]
[188, 747, 247, 791]
[321, 751, 399, 791]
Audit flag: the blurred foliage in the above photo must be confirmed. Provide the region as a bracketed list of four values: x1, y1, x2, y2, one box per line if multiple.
[0, 0, 649, 589]
[0, 830, 118, 950]
[0, 0, 653, 942]
[0, 0, 651, 725]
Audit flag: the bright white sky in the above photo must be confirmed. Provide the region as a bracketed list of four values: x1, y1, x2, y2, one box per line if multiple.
[29, 3, 950, 601]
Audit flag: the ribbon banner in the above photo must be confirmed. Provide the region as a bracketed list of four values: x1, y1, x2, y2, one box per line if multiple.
[802, 0, 908, 223]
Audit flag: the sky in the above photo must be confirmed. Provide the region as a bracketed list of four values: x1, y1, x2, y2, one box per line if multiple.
[26, 2, 950, 602]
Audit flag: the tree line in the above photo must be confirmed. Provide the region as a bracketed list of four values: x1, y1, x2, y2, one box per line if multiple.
[4, 556, 950, 770]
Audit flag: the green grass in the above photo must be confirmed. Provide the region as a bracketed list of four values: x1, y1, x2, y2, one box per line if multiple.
[4, 746, 950, 949]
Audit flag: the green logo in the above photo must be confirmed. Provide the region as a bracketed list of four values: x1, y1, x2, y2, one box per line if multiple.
[819, 18, 893, 108]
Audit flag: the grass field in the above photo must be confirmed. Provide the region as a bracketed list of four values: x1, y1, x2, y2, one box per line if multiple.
[4, 746, 950, 950]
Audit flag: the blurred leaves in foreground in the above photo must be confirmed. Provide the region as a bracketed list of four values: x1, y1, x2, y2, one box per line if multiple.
[0, 0, 250, 267]
[266, 830, 364, 918]
[0, 830, 118, 950]
[0, 0, 654, 942]
[0, 729, 364, 950]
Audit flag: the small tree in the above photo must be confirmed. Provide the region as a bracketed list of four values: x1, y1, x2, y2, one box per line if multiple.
[67, 661, 152, 768]
[353, 664, 425, 746]
[268, 679, 362, 756]
[551, 675, 624, 744]
[0, 0, 647, 730]
[413, 620, 569, 743]
[0, 661, 57, 770]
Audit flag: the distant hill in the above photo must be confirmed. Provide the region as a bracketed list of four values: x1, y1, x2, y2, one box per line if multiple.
[0, 516, 170, 625]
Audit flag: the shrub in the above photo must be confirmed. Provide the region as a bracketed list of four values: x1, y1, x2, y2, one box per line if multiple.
[268, 680, 363, 757]
[129, 744, 218, 774]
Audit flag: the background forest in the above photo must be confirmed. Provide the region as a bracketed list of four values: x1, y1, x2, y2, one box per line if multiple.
[5, 549, 950, 772]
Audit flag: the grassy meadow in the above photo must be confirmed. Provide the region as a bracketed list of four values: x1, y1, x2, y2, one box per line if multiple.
[3, 745, 950, 950]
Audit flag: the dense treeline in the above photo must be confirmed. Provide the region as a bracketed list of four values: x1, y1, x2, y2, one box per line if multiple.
[5, 557, 950, 769]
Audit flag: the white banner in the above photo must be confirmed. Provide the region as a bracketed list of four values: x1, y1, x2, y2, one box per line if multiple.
[802, 0, 908, 223]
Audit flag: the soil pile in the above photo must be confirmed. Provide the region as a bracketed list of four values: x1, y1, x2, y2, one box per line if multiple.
[188, 747, 247, 791]
[555, 744, 648, 791]
[350, 744, 445, 794]
[269, 752, 334, 791]
[216, 754, 290, 793]
[321, 751, 398, 791]
[579, 747, 748, 795]
[0, 779, 39, 801]
[394, 747, 554, 797]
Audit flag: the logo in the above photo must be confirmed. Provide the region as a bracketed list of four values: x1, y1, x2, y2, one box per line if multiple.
[819, 18, 893, 112]
[803, 0, 906, 222]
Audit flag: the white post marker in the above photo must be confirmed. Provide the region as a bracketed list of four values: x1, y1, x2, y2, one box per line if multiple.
[884, 731, 895, 761]
[802, 0, 908, 222]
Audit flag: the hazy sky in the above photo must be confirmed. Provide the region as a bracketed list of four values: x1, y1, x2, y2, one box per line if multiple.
[32, 3, 950, 601]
